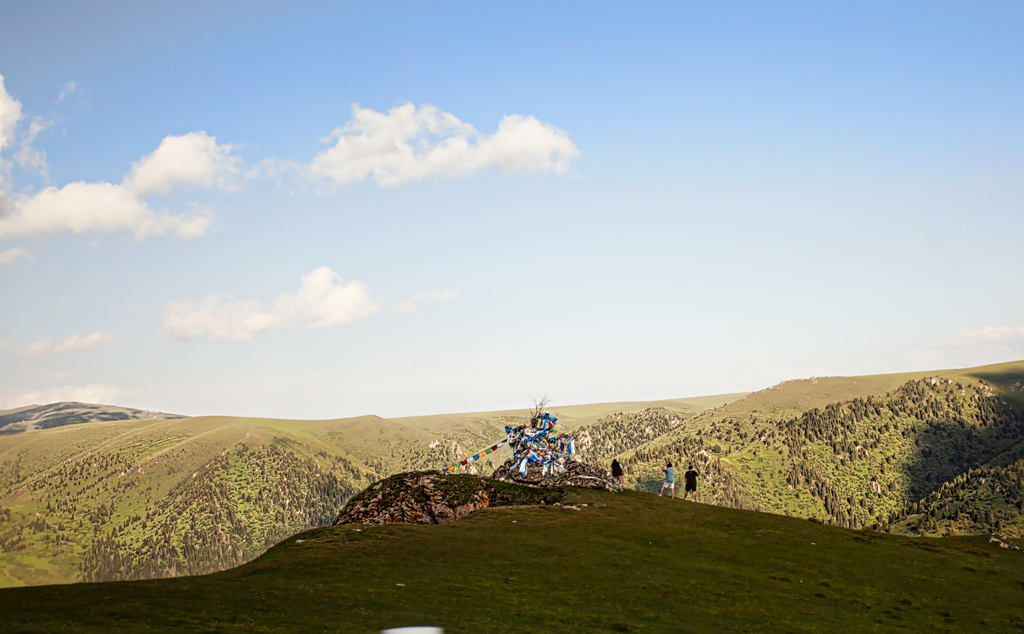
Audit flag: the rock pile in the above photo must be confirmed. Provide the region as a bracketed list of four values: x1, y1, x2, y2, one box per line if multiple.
[333, 471, 563, 526]
[490, 458, 620, 491]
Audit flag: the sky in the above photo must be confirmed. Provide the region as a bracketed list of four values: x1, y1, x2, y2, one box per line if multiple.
[1, 0, 1023, 419]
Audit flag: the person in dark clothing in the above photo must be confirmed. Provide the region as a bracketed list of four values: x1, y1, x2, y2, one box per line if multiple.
[684, 464, 699, 502]
[610, 459, 624, 487]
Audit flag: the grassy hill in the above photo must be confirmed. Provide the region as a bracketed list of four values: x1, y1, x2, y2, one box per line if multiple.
[0, 402, 184, 435]
[4, 359, 1024, 591]
[1, 484, 1022, 633]
[0, 394, 737, 587]
[888, 458, 1024, 537]
[575, 360, 1024, 535]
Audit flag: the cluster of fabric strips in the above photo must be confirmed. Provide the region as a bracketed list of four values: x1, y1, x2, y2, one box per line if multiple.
[504, 412, 577, 477]
[444, 441, 506, 472]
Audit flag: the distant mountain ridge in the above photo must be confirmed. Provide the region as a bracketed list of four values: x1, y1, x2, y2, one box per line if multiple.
[0, 393, 734, 587]
[0, 402, 184, 434]
[3, 361, 1024, 588]
[574, 360, 1024, 536]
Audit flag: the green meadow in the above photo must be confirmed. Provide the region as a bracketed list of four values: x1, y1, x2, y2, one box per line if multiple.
[0, 394, 738, 586]
[1, 485, 1022, 633]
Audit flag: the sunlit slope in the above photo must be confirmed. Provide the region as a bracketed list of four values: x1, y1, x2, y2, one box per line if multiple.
[576, 360, 1024, 535]
[2, 362, 1020, 589]
[888, 458, 1024, 537]
[385, 393, 748, 475]
[0, 414, 464, 587]
[0, 394, 742, 588]
[0, 402, 183, 434]
[713, 360, 1024, 420]
[389, 392, 747, 436]
[1, 487, 1022, 633]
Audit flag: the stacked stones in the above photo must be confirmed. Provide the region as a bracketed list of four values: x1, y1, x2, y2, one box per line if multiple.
[333, 471, 565, 526]
[490, 458, 620, 491]
[334, 472, 491, 525]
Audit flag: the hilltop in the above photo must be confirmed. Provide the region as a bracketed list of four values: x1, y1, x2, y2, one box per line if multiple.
[575, 360, 1024, 534]
[1, 484, 1022, 633]
[2, 360, 1024, 589]
[0, 402, 184, 434]
[0, 393, 736, 587]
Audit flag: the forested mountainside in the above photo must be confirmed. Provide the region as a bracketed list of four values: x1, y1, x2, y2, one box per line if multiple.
[887, 459, 1024, 537]
[0, 415, 471, 586]
[576, 367, 1024, 535]
[0, 395, 730, 588]
[2, 363, 1022, 587]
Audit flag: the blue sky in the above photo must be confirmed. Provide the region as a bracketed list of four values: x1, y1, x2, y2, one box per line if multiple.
[1, 1, 1023, 418]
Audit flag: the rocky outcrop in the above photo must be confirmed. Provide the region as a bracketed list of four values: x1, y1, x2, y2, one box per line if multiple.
[490, 458, 620, 491]
[333, 471, 563, 525]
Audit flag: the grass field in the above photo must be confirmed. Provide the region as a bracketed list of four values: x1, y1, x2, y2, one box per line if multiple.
[0, 392, 743, 587]
[3, 362, 1022, 589]
[1, 485, 1022, 633]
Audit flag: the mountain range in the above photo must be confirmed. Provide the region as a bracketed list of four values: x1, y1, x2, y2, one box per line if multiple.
[1, 360, 1022, 588]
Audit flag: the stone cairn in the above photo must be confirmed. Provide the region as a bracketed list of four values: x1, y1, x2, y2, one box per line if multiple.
[333, 471, 563, 526]
[335, 472, 491, 525]
[333, 403, 618, 526]
[490, 457, 618, 490]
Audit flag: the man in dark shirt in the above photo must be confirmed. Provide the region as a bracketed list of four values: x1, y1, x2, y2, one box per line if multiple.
[610, 459, 624, 487]
[684, 464, 699, 502]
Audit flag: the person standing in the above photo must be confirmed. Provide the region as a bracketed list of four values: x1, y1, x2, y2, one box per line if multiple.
[658, 462, 675, 498]
[610, 459, 624, 487]
[684, 464, 700, 502]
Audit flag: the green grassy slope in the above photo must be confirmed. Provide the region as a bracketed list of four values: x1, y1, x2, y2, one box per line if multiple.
[0, 393, 737, 588]
[3, 361, 1022, 590]
[888, 458, 1024, 537]
[1, 487, 1022, 633]
[0, 415, 460, 587]
[576, 361, 1024, 535]
[388, 393, 747, 445]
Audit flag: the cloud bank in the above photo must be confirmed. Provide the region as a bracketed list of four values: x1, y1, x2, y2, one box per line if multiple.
[308, 103, 580, 186]
[27, 331, 121, 356]
[124, 131, 241, 197]
[161, 267, 381, 341]
[391, 289, 460, 315]
[0, 129, 233, 241]
[4, 383, 132, 409]
[1, 73, 580, 262]
[0, 246, 31, 265]
[2, 181, 215, 240]
[0, 74, 24, 190]
[907, 324, 1024, 368]
[0, 76, 234, 243]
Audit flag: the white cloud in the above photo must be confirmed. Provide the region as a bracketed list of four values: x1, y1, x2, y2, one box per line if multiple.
[0, 181, 214, 240]
[0, 76, 227, 243]
[0, 75, 21, 155]
[124, 131, 241, 197]
[391, 289, 460, 315]
[906, 324, 1024, 368]
[0, 246, 31, 265]
[56, 81, 77, 104]
[0, 73, 24, 190]
[307, 103, 580, 187]
[0, 338, 11, 350]
[162, 297, 280, 342]
[27, 331, 121, 356]
[5, 383, 132, 408]
[15, 116, 55, 180]
[161, 266, 381, 341]
[939, 325, 1024, 349]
